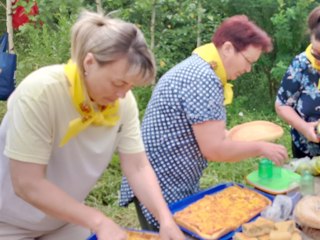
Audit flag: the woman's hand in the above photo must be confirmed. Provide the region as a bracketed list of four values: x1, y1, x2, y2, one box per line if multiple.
[259, 142, 288, 166]
[95, 217, 128, 240]
[159, 217, 185, 240]
[300, 121, 319, 143]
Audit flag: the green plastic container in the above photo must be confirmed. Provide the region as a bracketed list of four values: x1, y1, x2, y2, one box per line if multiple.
[246, 159, 301, 194]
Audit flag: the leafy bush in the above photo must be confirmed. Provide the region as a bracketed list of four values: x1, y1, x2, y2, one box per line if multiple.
[14, 13, 74, 83]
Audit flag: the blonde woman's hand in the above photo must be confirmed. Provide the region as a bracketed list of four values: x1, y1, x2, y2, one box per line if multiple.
[159, 217, 185, 240]
[95, 217, 128, 240]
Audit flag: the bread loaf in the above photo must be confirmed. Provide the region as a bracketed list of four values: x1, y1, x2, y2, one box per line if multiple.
[301, 226, 320, 240]
[294, 195, 320, 229]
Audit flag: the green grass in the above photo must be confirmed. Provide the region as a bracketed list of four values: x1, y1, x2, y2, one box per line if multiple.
[0, 101, 7, 121]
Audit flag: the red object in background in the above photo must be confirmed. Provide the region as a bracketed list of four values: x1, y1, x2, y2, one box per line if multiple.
[12, 0, 39, 29]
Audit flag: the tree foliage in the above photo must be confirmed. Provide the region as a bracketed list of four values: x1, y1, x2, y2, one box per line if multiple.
[8, 0, 320, 113]
[0, 0, 5, 33]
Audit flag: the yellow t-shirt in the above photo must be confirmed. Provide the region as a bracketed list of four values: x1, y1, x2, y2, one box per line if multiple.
[0, 64, 144, 230]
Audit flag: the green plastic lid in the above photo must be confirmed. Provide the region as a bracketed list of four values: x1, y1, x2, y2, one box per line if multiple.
[246, 166, 301, 194]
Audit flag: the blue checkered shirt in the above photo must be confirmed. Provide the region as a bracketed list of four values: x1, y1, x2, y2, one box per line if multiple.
[120, 55, 226, 228]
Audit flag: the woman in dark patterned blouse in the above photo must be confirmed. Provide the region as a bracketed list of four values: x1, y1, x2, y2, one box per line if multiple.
[276, 6, 320, 158]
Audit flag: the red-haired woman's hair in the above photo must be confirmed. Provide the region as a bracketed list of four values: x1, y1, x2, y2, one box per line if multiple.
[212, 15, 273, 53]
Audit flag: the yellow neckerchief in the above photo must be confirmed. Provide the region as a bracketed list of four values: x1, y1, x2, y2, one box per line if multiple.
[193, 43, 233, 105]
[305, 44, 320, 71]
[60, 60, 119, 146]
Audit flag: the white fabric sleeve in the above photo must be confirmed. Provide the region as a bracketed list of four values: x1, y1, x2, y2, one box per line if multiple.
[4, 94, 53, 164]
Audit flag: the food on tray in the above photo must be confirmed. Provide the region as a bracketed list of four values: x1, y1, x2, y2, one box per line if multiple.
[274, 220, 294, 232]
[127, 230, 160, 240]
[227, 121, 283, 142]
[173, 186, 271, 240]
[233, 219, 302, 240]
[242, 217, 274, 237]
[269, 231, 291, 240]
[291, 231, 303, 240]
[233, 232, 269, 240]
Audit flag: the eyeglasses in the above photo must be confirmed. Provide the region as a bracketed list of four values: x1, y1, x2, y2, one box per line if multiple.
[238, 51, 255, 66]
[311, 48, 320, 61]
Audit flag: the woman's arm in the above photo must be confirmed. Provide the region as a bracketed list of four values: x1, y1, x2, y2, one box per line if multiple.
[275, 102, 319, 143]
[10, 159, 127, 240]
[120, 152, 185, 240]
[192, 120, 288, 165]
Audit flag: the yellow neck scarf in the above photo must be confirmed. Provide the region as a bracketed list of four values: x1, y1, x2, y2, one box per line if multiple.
[193, 43, 233, 105]
[305, 44, 320, 71]
[60, 60, 119, 146]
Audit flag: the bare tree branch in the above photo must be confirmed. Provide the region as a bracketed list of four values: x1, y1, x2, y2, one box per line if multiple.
[196, 0, 202, 47]
[95, 0, 103, 14]
[6, 0, 15, 53]
[150, 0, 156, 51]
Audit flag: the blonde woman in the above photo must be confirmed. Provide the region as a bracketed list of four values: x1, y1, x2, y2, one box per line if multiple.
[0, 10, 184, 240]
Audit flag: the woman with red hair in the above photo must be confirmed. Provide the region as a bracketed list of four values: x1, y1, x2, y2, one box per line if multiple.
[120, 15, 288, 231]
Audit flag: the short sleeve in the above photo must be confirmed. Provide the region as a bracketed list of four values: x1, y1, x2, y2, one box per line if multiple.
[4, 94, 53, 164]
[117, 91, 144, 154]
[180, 70, 226, 125]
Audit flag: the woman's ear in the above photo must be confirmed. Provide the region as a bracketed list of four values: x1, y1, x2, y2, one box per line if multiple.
[83, 52, 95, 73]
[221, 41, 235, 57]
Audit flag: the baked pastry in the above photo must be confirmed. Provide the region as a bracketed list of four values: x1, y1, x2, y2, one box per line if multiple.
[233, 233, 253, 240]
[127, 230, 160, 239]
[233, 232, 269, 240]
[242, 217, 274, 237]
[291, 230, 302, 240]
[269, 230, 291, 240]
[174, 186, 271, 240]
[236, 219, 301, 240]
[274, 220, 295, 232]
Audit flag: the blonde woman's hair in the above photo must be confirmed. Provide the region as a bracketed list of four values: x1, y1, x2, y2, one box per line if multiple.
[71, 10, 156, 85]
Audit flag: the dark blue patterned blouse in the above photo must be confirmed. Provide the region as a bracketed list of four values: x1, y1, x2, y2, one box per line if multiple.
[276, 51, 320, 156]
[120, 55, 226, 227]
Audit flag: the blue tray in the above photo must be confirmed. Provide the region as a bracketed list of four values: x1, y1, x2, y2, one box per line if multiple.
[86, 228, 159, 240]
[169, 182, 274, 240]
[87, 233, 97, 240]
